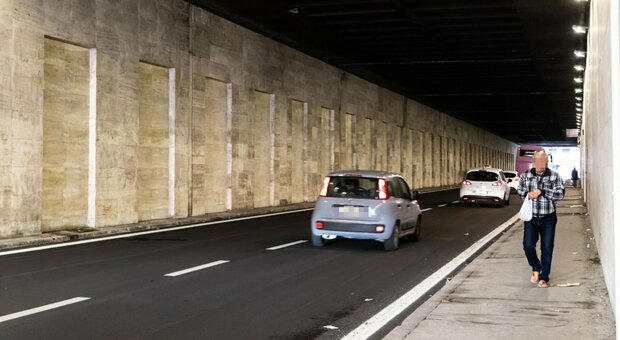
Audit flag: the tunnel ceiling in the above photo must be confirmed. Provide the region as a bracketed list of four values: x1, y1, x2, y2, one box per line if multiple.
[188, 0, 589, 145]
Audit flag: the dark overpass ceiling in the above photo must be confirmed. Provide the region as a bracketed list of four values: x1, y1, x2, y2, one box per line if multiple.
[188, 0, 589, 144]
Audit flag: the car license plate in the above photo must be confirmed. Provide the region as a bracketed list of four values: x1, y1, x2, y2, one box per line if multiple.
[338, 206, 367, 218]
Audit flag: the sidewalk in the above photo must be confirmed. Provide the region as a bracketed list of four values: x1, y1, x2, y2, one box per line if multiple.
[386, 186, 615, 340]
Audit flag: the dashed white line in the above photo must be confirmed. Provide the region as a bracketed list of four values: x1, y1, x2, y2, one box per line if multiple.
[421, 208, 433, 212]
[266, 240, 308, 250]
[0, 297, 91, 324]
[164, 260, 229, 277]
[342, 214, 519, 340]
[452, 200, 460, 204]
[0, 208, 314, 257]
[437, 204, 447, 208]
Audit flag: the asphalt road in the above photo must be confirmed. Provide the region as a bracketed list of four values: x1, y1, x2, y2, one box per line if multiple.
[0, 189, 520, 339]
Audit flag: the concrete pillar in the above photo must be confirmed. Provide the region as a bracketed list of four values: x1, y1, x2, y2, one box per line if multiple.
[191, 77, 229, 215]
[402, 128, 414, 186]
[375, 121, 387, 171]
[356, 116, 372, 170]
[413, 130, 423, 189]
[388, 124, 401, 174]
[42, 38, 90, 230]
[340, 113, 355, 170]
[290, 100, 304, 203]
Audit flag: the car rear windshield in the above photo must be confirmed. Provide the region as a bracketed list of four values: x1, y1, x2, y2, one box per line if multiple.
[466, 171, 498, 182]
[504, 172, 517, 178]
[326, 176, 379, 199]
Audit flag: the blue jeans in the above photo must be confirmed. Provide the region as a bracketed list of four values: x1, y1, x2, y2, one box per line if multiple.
[523, 213, 557, 282]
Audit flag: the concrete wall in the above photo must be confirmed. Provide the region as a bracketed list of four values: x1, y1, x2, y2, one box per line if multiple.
[42, 38, 90, 231]
[0, 0, 517, 238]
[582, 0, 620, 315]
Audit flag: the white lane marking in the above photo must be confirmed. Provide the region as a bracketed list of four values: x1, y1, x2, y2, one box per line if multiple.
[421, 208, 433, 212]
[164, 260, 229, 277]
[342, 213, 519, 340]
[266, 240, 307, 251]
[452, 200, 460, 204]
[0, 208, 315, 257]
[437, 204, 447, 208]
[0, 297, 90, 324]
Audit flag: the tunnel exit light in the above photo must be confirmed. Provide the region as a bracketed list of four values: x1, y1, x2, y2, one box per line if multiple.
[572, 25, 587, 34]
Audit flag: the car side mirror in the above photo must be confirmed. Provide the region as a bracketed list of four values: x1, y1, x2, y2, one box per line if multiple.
[411, 190, 420, 201]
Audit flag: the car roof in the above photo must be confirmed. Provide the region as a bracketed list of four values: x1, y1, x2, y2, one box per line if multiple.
[466, 167, 503, 174]
[328, 170, 403, 179]
[503, 170, 518, 174]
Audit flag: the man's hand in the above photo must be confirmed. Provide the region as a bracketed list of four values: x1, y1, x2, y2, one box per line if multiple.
[528, 189, 542, 199]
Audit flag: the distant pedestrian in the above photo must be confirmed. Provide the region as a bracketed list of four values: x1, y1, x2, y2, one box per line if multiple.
[517, 151, 564, 288]
[571, 167, 579, 188]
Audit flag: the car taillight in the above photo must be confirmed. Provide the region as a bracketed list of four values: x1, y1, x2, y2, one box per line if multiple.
[319, 176, 330, 197]
[378, 178, 389, 199]
[376, 225, 385, 233]
[315, 221, 323, 229]
[492, 181, 502, 186]
[462, 180, 472, 185]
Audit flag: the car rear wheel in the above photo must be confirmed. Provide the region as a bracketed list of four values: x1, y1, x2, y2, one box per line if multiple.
[311, 233, 326, 247]
[384, 224, 400, 251]
[504, 196, 510, 206]
[409, 217, 421, 242]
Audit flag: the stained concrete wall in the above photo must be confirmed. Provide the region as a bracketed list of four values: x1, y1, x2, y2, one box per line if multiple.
[582, 0, 620, 314]
[0, 0, 517, 238]
[42, 38, 90, 231]
[137, 62, 170, 221]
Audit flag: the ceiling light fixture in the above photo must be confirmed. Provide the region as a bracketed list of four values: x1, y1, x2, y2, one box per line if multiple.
[577, 102, 582, 107]
[574, 77, 583, 83]
[574, 50, 587, 58]
[572, 25, 588, 34]
[574, 65, 585, 71]
[577, 108, 583, 112]
[575, 88, 583, 93]
[288, 7, 299, 14]
[576, 97, 583, 101]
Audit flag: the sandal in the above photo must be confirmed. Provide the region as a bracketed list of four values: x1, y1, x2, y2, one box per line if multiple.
[538, 280, 549, 288]
[530, 272, 539, 283]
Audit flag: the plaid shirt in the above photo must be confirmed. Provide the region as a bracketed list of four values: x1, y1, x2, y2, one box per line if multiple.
[517, 168, 564, 216]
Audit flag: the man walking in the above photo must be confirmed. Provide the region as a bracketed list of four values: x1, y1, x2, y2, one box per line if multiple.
[571, 167, 579, 188]
[517, 151, 564, 287]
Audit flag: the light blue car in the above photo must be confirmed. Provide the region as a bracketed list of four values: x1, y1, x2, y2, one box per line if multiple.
[310, 170, 422, 251]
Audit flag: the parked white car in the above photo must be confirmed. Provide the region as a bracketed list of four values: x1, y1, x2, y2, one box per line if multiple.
[503, 170, 520, 193]
[459, 167, 511, 207]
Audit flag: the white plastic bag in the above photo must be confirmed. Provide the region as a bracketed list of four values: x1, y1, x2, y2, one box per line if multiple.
[519, 196, 533, 221]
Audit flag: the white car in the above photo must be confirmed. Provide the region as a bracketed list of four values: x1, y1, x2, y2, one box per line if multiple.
[459, 167, 511, 207]
[503, 170, 520, 193]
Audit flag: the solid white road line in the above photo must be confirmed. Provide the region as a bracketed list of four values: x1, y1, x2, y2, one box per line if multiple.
[421, 208, 433, 212]
[164, 260, 229, 277]
[0, 297, 91, 324]
[0, 208, 315, 257]
[266, 240, 308, 251]
[342, 213, 519, 340]
[437, 204, 447, 208]
[452, 200, 460, 203]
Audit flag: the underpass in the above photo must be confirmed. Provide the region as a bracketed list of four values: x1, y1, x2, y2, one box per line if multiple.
[1, 0, 620, 338]
[0, 190, 520, 339]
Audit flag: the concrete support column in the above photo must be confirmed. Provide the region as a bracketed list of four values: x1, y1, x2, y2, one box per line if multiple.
[87, 48, 97, 228]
